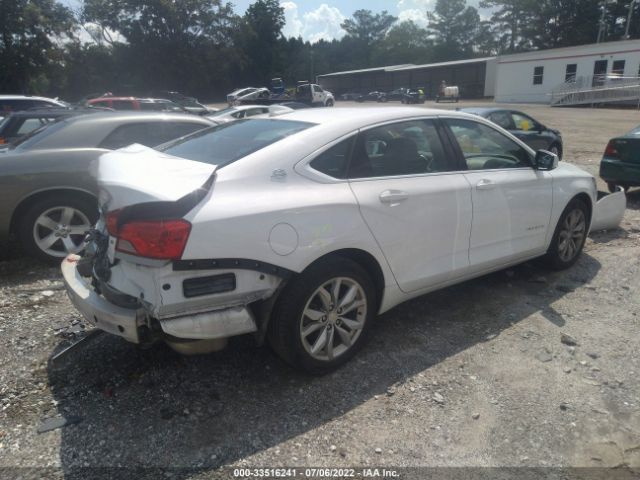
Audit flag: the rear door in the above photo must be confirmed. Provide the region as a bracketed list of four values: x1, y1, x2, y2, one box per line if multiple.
[347, 118, 472, 293]
[443, 117, 553, 271]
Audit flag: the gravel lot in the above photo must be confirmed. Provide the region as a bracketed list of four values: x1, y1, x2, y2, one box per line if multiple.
[0, 102, 639, 479]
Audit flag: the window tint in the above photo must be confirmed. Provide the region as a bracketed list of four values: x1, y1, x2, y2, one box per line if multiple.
[349, 119, 452, 178]
[533, 66, 544, 85]
[245, 108, 267, 117]
[111, 100, 135, 110]
[310, 137, 355, 179]
[100, 122, 206, 149]
[446, 119, 531, 170]
[17, 117, 55, 135]
[487, 111, 514, 130]
[160, 118, 313, 168]
[510, 112, 539, 131]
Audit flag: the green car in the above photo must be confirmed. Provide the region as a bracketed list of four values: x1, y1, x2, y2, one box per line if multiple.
[600, 126, 640, 192]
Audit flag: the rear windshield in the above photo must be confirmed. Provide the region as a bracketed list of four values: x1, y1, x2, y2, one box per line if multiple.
[9, 119, 68, 150]
[159, 118, 313, 168]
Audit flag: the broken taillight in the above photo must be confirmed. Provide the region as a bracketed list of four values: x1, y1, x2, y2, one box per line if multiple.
[105, 210, 191, 260]
[604, 140, 619, 158]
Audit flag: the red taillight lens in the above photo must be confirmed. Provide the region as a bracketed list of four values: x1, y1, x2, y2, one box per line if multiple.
[604, 141, 619, 158]
[107, 213, 191, 260]
[106, 209, 121, 235]
[0, 137, 6, 145]
[117, 219, 191, 260]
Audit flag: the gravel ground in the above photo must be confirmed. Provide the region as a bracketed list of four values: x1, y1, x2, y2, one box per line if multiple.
[0, 102, 639, 479]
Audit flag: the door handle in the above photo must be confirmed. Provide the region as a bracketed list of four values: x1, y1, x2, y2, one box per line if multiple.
[476, 179, 496, 190]
[379, 190, 409, 205]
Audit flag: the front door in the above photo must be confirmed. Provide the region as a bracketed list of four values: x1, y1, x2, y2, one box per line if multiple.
[509, 111, 548, 151]
[593, 60, 608, 87]
[443, 118, 553, 271]
[348, 118, 472, 293]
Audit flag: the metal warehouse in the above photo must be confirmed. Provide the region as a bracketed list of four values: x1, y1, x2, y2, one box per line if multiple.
[317, 57, 497, 99]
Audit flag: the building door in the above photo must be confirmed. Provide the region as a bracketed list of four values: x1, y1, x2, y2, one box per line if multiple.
[593, 60, 608, 87]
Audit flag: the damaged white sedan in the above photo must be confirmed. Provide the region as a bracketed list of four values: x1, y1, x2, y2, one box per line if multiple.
[62, 108, 626, 373]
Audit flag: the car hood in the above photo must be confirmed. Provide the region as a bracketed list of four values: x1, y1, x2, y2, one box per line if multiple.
[92, 143, 216, 211]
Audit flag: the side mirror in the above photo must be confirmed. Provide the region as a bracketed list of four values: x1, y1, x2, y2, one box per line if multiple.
[534, 149, 558, 170]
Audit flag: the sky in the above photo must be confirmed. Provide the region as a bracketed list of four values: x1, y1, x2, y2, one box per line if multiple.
[60, 0, 488, 44]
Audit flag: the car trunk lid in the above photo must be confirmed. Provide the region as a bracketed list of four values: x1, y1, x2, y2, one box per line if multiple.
[92, 143, 217, 211]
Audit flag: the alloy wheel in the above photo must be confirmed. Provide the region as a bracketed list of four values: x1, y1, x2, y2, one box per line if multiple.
[299, 277, 367, 361]
[557, 208, 586, 262]
[33, 206, 91, 258]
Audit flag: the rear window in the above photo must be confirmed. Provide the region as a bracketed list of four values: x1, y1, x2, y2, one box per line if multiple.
[159, 118, 313, 168]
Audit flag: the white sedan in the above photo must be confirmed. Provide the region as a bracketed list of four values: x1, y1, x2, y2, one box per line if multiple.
[205, 105, 292, 124]
[62, 108, 625, 373]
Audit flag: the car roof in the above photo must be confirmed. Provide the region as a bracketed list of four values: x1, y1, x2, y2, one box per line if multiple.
[458, 107, 506, 116]
[274, 107, 477, 128]
[0, 95, 64, 102]
[63, 111, 213, 124]
[5, 108, 87, 118]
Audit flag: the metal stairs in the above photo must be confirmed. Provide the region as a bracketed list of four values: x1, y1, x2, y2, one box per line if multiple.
[550, 75, 640, 107]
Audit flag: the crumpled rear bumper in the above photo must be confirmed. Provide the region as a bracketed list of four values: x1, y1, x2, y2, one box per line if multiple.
[590, 187, 626, 232]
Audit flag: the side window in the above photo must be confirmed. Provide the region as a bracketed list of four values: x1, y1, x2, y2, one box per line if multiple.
[533, 66, 544, 85]
[231, 111, 244, 118]
[446, 119, 531, 170]
[91, 100, 110, 108]
[111, 100, 135, 110]
[487, 111, 514, 130]
[245, 108, 264, 117]
[16, 118, 50, 135]
[511, 112, 539, 131]
[313, 85, 322, 93]
[310, 136, 355, 179]
[349, 119, 453, 178]
[100, 123, 151, 149]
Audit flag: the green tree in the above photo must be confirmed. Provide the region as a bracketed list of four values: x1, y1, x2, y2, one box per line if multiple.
[373, 20, 432, 65]
[341, 9, 397, 43]
[479, 0, 537, 52]
[238, 0, 285, 85]
[428, 0, 481, 60]
[0, 0, 75, 94]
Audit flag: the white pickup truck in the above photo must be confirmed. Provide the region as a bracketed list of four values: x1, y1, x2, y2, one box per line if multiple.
[295, 83, 335, 107]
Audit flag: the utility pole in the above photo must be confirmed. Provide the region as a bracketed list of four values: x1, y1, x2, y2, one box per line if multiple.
[625, 0, 638, 39]
[598, 0, 617, 43]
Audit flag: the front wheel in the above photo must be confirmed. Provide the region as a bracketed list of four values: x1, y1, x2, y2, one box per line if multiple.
[268, 256, 376, 374]
[325, 99, 334, 107]
[543, 198, 589, 270]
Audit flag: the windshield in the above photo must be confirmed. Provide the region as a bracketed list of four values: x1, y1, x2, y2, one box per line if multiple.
[159, 118, 313, 168]
[9, 119, 68, 150]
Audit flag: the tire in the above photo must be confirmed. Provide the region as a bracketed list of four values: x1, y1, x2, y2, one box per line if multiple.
[325, 99, 334, 107]
[549, 143, 562, 160]
[18, 194, 97, 264]
[267, 256, 377, 374]
[542, 198, 589, 270]
[607, 182, 618, 193]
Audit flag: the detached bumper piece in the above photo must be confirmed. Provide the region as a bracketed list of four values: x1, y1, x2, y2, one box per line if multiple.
[591, 187, 627, 232]
[61, 255, 145, 344]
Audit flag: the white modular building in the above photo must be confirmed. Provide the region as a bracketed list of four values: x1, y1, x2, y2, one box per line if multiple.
[495, 39, 640, 104]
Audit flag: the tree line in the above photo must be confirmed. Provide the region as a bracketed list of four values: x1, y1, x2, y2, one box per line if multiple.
[2, 0, 639, 101]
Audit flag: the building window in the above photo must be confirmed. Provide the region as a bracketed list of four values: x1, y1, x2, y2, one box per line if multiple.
[612, 60, 626, 78]
[565, 64, 577, 82]
[533, 66, 544, 85]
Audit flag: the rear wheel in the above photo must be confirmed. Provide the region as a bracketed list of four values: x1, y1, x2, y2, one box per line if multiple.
[543, 198, 589, 270]
[268, 256, 376, 374]
[18, 194, 97, 264]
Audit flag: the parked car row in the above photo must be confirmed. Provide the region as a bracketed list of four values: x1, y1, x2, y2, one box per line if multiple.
[226, 83, 335, 108]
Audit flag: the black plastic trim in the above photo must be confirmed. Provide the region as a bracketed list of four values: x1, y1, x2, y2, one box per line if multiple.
[173, 258, 294, 279]
[183, 273, 236, 298]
